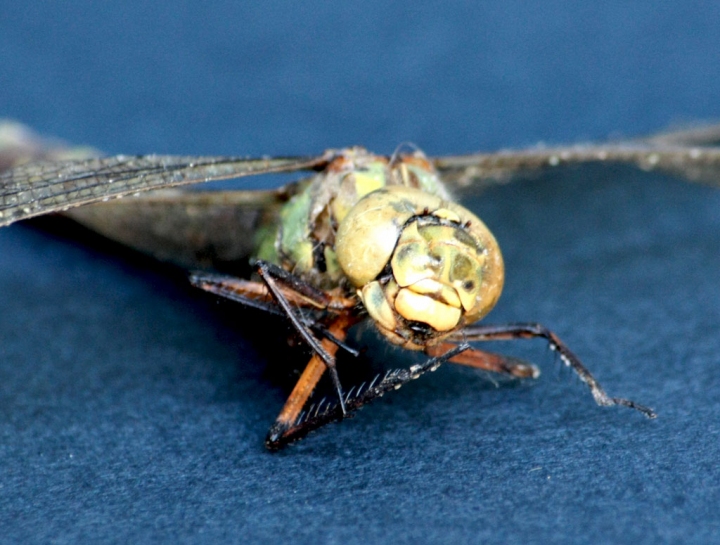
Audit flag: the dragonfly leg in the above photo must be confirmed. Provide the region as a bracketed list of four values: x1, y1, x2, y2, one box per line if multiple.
[265, 313, 357, 449]
[252, 259, 335, 307]
[266, 342, 472, 449]
[255, 261, 349, 416]
[426, 342, 539, 379]
[190, 272, 360, 356]
[452, 323, 656, 418]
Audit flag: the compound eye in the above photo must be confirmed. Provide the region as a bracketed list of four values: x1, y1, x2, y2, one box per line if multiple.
[337, 185, 504, 348]
[449, 252, 483, 312]
[390, 223, 437, 288]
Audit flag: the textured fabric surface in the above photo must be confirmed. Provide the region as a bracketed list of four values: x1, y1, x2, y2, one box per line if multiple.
[1, 2, 720, 543]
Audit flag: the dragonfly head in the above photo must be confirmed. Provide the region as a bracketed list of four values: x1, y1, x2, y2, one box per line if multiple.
[335, 186, 504, 350]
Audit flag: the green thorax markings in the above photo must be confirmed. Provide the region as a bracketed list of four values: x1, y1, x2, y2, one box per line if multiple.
[255, 147, 451, 289]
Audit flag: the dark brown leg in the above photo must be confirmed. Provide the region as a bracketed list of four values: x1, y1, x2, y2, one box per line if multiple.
[452, 323, 656, 418]
[265, 314, 354, 450]
[190, 271, 355, 314]
[190, 272, 359, 355]
[193, 264, 353, 410]
[426, 343, 539, 379]
[255, 261, 348, 415]
[265, 343, 472, 449]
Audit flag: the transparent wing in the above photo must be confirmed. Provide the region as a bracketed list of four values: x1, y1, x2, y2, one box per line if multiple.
[0, 152, 333, 227]
[63, 187, 296, 270]
[434, 123, 720, 193]
[638, 122, 720, 146]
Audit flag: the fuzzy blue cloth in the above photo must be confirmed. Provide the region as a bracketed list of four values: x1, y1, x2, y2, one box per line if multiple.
[1, 2, 720, 543]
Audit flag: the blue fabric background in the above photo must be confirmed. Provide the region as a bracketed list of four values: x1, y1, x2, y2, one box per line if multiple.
[1, 2, 720, 543]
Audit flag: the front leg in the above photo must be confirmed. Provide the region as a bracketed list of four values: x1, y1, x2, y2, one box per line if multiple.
[265, 343, 472, 449]
[255, 261, 350, 415]
[265, 313, 354, 449]
[190, 271, 359, 355]
[426, 342, 539, 379]
[452, 323, 656, 418]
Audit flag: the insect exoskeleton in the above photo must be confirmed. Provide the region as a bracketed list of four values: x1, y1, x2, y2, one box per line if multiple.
[335, 185, 504, 350]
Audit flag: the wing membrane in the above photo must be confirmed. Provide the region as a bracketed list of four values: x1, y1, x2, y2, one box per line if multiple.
[0, 153, 331, 227]
[63, 187, 296, 270]
[435, 144, 720, 192]
[435, 123, 720, 193]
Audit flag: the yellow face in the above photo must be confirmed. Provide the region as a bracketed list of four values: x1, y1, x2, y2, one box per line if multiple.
[335, 186, 504, 350]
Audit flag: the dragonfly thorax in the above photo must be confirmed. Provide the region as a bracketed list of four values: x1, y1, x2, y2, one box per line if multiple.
[256, 148, 451, 288]
[256, 148, 504, 350]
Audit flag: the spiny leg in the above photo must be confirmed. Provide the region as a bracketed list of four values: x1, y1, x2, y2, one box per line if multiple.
[190, 270, 367, 449]
[452, 323, 656, 418]
[190, 270, 356, 315]
[265, 314, 356, 449]
[426, 342, 539, 379]
[266, 342, 472, 449]
[190, 272, 359, 356]
[255, 260, 348, 415]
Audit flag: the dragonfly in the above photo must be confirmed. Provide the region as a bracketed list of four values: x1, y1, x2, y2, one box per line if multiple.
[2, 120, 720, 449]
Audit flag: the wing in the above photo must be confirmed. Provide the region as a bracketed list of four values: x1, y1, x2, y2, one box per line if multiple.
[434, 123, 720, 193]
[0, 152, 333, 228]
[62, 186, 298, 270]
